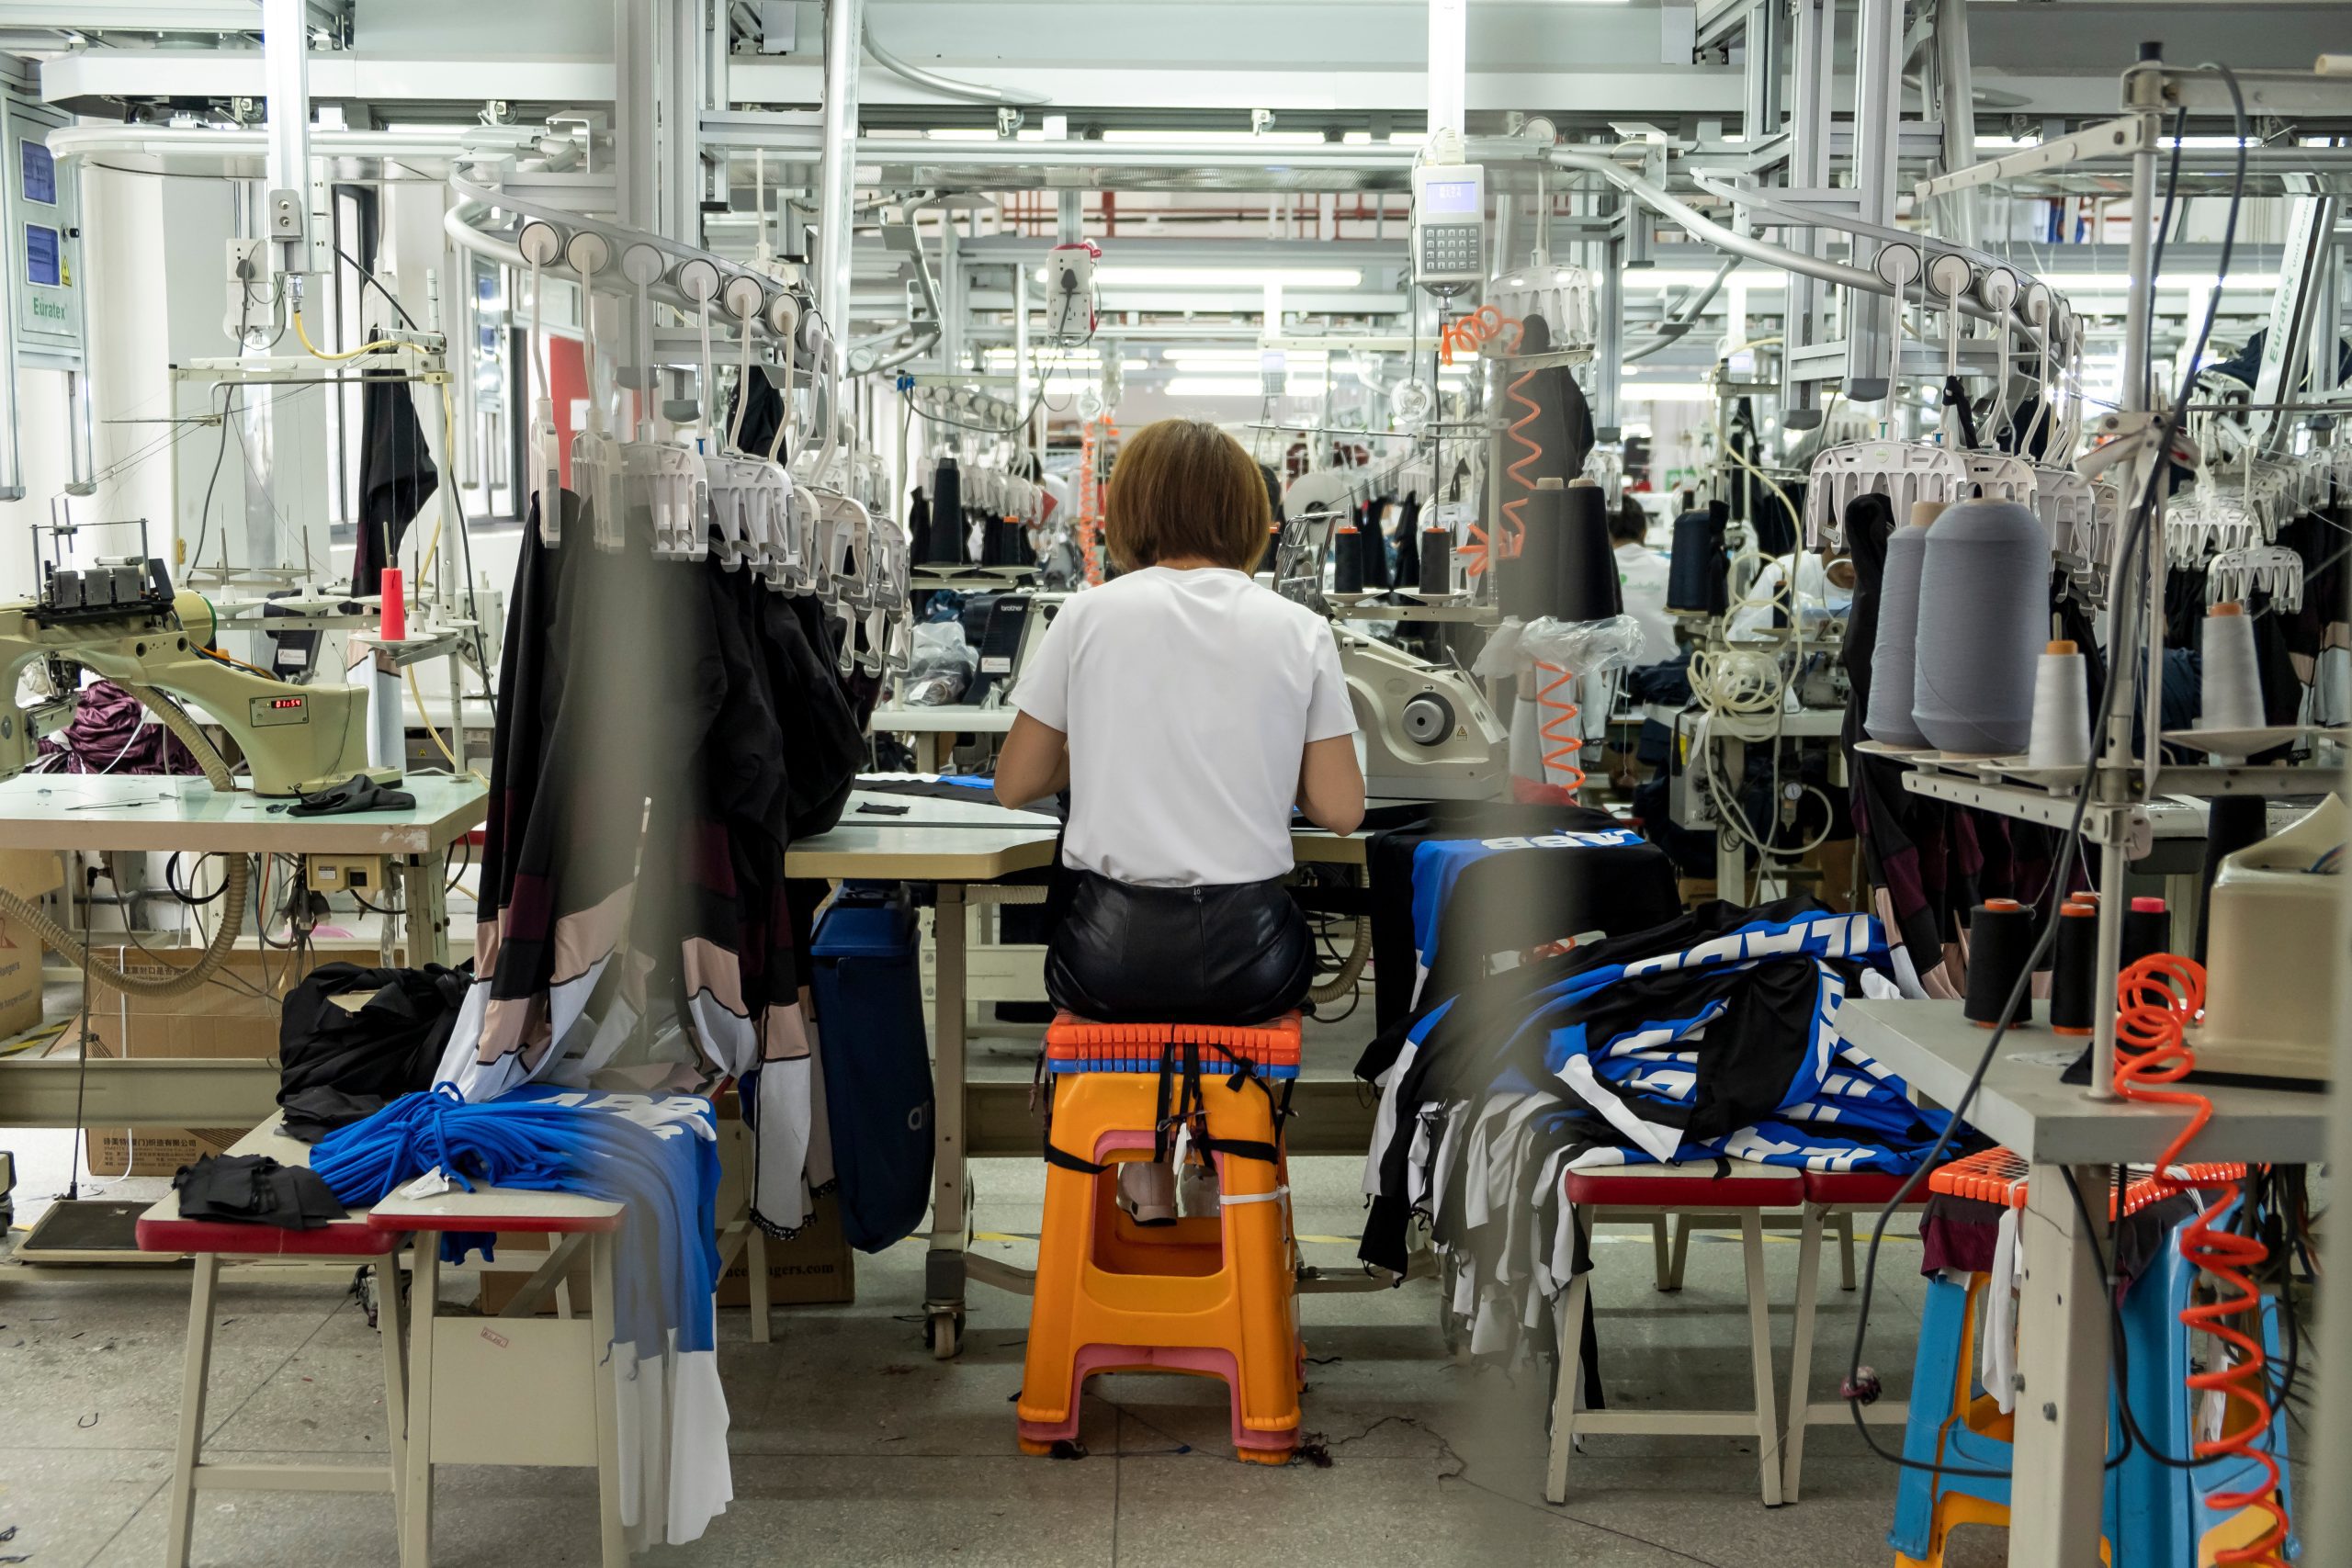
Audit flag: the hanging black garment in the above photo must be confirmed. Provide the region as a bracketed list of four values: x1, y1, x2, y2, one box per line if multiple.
[1392, 493, 1422, 588]
[908, 487, 933, 567]
[1360, 496, 1395, 590]
[726, 374, 788, 462]
[277, 962, 471, 1140]
[1509, 318, 1598, 486]
[354, 364, 438, 595]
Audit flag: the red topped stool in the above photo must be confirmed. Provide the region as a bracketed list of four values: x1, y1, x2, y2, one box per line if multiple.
[136, 1128, 414, 1568]
[1546, 1159, 1804, 1507]
[1779, 1168, 1928, 1501]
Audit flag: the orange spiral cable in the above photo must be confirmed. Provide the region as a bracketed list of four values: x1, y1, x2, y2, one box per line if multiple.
[2112, 953, 2292, 1568]
[1442, 310, 1527, 581]
[1533, 660, 1585, 794]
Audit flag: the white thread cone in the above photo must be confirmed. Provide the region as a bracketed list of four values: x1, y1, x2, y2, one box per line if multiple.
[2026, 639, 2090, 770]
[2199, 603, 2265, 732]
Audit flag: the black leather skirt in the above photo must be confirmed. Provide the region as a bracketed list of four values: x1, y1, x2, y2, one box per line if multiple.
[1044, 870, 1314, 1025]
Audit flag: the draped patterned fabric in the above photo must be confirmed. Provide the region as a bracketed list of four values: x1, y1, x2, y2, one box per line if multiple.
[436, 484, 865, 1236]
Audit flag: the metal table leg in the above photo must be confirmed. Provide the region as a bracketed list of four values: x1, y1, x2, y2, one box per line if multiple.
[401, 851, 453, 967]
[2007, 1160, 2110, 1568]
[1715, 735, 1748, 897]
[924, 882, 969, 1358]
[163, 1253, 220, 1568]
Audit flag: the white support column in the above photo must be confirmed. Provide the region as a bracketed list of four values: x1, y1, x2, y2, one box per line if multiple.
[816, 0, 865, 352]
[2311, 678, 2352, 1568]
[1779, 0, 1832, 427]
[1739, 0, 1781, 141]
[1427, 0, 1466, 142]
[664, 0, 704, 244]
[1929, 0, 1982, 245]
[1843, 0, 1905, 402]
[261, 0, 315, 279]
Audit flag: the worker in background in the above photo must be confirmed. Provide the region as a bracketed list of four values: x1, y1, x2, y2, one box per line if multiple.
[1613, 497, 1675, 667]
[1596, 497, 1679, 788]
[994, 419, 1365, 1223]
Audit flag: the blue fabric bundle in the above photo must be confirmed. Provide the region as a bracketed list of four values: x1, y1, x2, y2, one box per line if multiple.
[312, 1083, 722, 1359]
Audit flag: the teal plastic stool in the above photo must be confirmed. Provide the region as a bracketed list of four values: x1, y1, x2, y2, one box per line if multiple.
[1887, 1198, 2297, 1566]
[2117, 1198, 2298, 1564]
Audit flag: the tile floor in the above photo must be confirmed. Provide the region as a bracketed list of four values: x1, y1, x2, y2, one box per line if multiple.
[0, 1016, 2312, 1567]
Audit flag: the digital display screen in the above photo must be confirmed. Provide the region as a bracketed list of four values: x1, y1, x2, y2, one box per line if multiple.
[25, 225, 59, 288]
[20, 141, 52, 206]
[1419, 179, 1480, 216]
[268, 696, 305, 710]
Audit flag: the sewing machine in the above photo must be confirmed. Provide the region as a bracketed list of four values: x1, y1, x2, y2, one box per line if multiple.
[1270, 496, 1505, 800]
[0, 557, 381, 795]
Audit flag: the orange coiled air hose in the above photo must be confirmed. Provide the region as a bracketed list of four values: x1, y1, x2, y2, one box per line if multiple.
[1533, 660, 1585, 794]
[1441, 309, 1526, 579]
[2111, 953, 2292, 1568]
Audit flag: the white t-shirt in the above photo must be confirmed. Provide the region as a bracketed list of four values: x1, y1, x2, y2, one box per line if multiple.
[1012, 566, 1357, 886]
[1615, 541, 1677, 667]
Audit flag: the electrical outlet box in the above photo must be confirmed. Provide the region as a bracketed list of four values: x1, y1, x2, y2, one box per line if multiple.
[306, 854, 386, 898]
[266, 187, 304, 240]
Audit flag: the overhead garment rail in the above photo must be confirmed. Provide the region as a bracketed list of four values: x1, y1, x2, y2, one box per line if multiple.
[1456, 140, 2078, 364]
[445, 167, 832, 368]
[447, 164, 947, 379]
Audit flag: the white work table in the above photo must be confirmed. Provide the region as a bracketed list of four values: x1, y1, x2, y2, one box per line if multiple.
[1839, 999, 2327, 1568]
[0, 772, 488, 1133]
[865, 705, 1018, 773]
[0, 772, 487, 859]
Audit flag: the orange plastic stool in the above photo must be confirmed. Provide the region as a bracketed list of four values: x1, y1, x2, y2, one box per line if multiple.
[1016, 1062, 1303, 1463]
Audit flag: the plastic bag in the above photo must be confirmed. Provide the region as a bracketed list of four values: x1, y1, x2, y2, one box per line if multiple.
[901, 621, 977, 706]
[1518, 613, 1647, 680]
[1476, 613, 1646, 681]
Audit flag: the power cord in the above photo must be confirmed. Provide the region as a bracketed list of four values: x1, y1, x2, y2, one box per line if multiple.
[1840, 61, 2250, 1481]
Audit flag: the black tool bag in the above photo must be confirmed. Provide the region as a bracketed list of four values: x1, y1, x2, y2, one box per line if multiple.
[277, 962, 471, 1141]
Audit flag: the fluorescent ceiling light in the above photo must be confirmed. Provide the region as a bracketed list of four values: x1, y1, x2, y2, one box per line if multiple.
[1619, 383, 1714, 402]
[1165, 377, 1308, 398]
[1100, 130, 1331, 147]
[2036, 272, 2281, 292]
[1096, 266, 1365, 288]
[1621, 267, 1784, 290]
[1166, 347, 1332, 366]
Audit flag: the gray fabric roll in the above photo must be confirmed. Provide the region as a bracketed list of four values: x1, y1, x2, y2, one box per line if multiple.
[1864, 522, 1931, 748]
[1912, 499, 2047, 755]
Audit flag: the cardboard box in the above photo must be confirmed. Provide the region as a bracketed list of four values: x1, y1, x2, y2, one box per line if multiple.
[62, 944, 368, 1179]
[476, 1113, 855, 1314]
[717, 1190, 855, 1308]
[0, 850, 63, 1039]
[476, 1192, 855, 1314]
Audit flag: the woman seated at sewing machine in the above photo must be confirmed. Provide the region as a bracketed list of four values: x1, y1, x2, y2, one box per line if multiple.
[995, 419, 1363, 1216]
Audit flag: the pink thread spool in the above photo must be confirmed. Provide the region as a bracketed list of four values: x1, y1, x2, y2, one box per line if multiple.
[379, 567, 406, 642]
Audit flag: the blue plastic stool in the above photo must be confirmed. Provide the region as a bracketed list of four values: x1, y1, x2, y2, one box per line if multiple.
[1888, 1201, 2296, 1566]
[1886, 1270, 2124, 1565]
[2116, 1200, 2299, 1565]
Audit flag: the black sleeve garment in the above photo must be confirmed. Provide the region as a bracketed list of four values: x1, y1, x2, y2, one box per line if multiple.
[354, 362, 439, 596]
